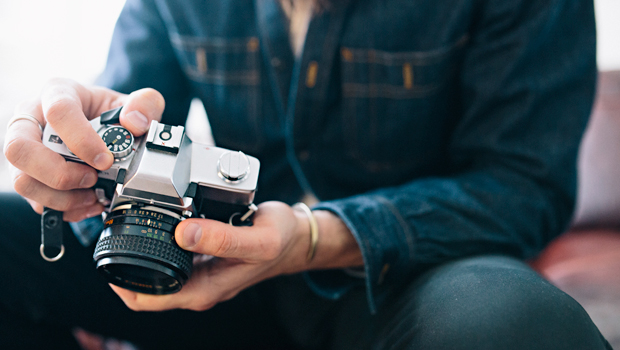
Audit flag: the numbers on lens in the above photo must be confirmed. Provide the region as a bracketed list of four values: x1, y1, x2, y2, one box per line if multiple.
[102, 126, 134, 159]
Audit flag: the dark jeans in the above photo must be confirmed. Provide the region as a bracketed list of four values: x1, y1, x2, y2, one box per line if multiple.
[0, 193, 612, 350]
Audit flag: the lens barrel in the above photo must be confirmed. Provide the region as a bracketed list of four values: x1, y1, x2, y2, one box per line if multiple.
[93, 204, 193, 295]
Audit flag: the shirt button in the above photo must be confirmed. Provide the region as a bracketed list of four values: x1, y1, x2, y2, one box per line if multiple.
[271, 57, 282, 68]
[298, 150, 310, 161]
[378, 264, 390, 285]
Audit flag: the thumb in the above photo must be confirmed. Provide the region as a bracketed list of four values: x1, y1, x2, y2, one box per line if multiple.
[175, 218, 278, 261]
[119, 88, 165, 136]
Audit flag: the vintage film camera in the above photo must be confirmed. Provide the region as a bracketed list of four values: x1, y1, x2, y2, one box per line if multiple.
[42, 107, 260, 295]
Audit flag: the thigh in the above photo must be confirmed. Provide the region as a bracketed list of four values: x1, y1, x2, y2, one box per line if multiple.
[276, 255, 612, 350]
[0, 193, 291, 350]
[369, 256, 611, 350]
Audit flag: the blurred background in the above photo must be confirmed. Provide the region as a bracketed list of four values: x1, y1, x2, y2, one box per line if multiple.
[0, 0, 619, 348]
[0, 0, 213, 191]
[0, 0, 124, 190]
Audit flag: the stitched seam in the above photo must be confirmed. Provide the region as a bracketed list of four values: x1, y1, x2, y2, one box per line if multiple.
[342, 34, 469, 65]
[375, 196, 416, 264]
[184, 69, 260, 85]
[170, 34, 259, 52]
[343, 83, 440, 98]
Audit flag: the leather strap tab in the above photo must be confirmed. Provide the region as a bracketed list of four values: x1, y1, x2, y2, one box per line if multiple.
[41, 208, 65, 262]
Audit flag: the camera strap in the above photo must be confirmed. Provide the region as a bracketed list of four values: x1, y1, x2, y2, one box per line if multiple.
[40, 208, 65, 262]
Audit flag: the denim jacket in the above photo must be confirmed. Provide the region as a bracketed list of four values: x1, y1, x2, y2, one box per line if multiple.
[95, 0, 596, 313]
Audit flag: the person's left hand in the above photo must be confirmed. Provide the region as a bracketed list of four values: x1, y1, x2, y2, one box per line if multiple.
[110, 201, 312, 311]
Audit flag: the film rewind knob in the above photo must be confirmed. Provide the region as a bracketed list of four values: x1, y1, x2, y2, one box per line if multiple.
[217, 151, 250, 183]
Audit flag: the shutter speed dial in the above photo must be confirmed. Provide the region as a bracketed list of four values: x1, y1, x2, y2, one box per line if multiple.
[217, 151, 250, 183]
[102, 126, 134, 159]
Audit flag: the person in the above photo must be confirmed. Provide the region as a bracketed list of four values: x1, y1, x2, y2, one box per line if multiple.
[0, 0, 613, 349]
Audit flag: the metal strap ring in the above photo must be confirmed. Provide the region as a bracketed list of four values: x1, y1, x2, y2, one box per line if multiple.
[40, 244, 65, 262]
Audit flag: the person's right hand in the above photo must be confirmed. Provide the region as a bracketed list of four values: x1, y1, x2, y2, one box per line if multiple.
[3, 78, 165, 222]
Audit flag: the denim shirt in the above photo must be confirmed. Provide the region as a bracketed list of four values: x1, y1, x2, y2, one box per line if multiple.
[96, 0, 597, 313]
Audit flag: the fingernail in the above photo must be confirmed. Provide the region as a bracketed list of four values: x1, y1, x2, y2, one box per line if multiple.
[84, 208, 101, 219]
[83, 192, 97, 206]
[79, 172, 97, 188]
[93, 152, 113, 169]
[182, 223, 202, 248]
[126, 110, 149, 133]
[85, 207, 103, 219]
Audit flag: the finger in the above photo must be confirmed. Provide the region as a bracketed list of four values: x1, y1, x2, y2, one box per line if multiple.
[4, 125, 99, 190]
[62, 203, 105, 222]
[175, 218, 281, 261]
[40, 79, 118, 170]
[6, 99, 46, 150]
[109, 260, 256, 312]
[24, 197, 103, 222]
[11, 168, 98, 212]
[24, 197, 44, 215]
[7, 98, 100, 190]
[109, 284, 182, 312]
[118, 88, 165, 136]
[13, 98, 47, 128]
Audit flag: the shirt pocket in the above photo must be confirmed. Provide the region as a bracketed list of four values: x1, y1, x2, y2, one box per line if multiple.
[171, 34, 263, 151]
[339, 36, 468, 173]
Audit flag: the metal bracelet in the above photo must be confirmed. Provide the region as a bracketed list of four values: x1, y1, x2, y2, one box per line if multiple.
[293, 202, 319, 262]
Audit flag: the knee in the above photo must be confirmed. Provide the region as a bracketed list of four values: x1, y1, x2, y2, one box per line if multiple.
[385, 256, 608, 350]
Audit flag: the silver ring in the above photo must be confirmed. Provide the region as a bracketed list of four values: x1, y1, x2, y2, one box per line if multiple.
[7, 113, 44, 133]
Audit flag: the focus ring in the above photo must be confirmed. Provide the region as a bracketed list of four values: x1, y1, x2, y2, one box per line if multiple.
[94, 235, 192, 278]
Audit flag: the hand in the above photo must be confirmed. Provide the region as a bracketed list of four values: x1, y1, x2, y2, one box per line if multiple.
[110, 201, 364, 312]
[3, 78, 165, 222]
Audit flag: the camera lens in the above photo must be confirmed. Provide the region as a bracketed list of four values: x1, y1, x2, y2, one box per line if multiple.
[93, 204, 193, 295]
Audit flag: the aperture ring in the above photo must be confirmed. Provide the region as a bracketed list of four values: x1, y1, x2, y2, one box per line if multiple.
[99, 226, 175, 244]
[104, 216, 175, 233]
[108, 208, 181, 226]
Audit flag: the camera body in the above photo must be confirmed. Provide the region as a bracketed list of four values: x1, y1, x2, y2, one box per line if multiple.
[42, 107, 260, 294]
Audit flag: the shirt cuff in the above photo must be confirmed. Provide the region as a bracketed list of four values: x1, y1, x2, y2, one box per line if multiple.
[307, 194, 416, 314]
[69, 215, 104, 247]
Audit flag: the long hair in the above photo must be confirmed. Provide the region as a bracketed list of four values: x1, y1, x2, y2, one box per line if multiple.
[314, 0, 331, 11]
[282, 0, 331, 13]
